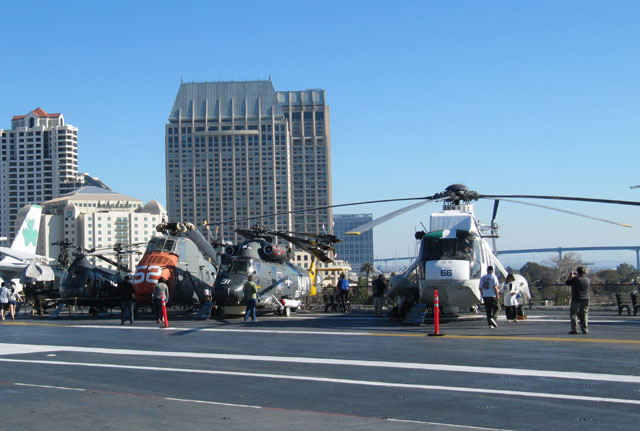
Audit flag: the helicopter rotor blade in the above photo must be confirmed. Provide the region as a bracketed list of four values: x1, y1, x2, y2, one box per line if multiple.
[285, 231, 342, 244]
[478, 194, 640, 207]
[492, 198, 632, 228]
[491, 200, 500, 225]
[212, 195, 440, 225]
[346, 198, 443, 235]
[490, 200, 500, 251]
[274, 231, 335, 263]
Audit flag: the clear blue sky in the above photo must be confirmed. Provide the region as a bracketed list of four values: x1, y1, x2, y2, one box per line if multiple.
[2, 0, 639, 267]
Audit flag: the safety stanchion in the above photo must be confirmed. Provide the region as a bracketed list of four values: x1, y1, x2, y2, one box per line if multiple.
[428, 288, 444, 336]
[161, 294, 169, 328]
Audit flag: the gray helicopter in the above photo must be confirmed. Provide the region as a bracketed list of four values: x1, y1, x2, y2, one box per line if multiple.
[212, 225, 340, 316]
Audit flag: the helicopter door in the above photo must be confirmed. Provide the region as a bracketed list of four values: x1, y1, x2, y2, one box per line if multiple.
[470, 238, 483, 279]
[273, 269, 284, 295]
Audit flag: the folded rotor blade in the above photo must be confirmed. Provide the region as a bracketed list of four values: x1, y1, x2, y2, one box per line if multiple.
[495, 198, 632, 228]
[274, 232, 334, 263]
[346, 198, 442, 235]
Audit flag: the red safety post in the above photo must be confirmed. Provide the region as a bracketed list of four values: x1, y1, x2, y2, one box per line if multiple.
[428, 288, 444, 336]
[161, 294, 169, 328]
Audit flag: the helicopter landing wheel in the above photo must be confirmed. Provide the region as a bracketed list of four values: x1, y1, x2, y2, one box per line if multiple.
[284, 307, 291, 317]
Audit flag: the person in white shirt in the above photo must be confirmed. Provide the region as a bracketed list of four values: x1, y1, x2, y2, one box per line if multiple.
[479, 266, 500, 328]
[0, 282, 9, 321]
[502, 274, 519, 322]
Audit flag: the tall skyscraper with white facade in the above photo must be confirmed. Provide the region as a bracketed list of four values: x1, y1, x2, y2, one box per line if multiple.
[0, 108, 83, 241]
[333, 214, 374, 272]
[166, 81, 332, 243]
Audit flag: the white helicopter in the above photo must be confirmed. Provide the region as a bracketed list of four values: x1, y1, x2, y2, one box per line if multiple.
[346, 184, 640, 314]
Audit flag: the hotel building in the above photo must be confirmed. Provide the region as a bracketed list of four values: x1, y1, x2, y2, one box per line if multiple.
[40, 187, 167, 271]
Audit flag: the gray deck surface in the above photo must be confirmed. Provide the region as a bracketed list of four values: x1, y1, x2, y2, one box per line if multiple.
[1, 307, 639, 430]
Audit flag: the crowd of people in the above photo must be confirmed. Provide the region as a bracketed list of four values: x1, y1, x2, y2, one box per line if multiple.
[2, 265, 590, 334]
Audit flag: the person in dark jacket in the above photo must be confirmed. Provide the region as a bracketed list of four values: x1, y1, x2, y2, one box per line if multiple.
[118, 276, 136, 325]
[565, 266, 590, 334]
[372, 274, 387, 317]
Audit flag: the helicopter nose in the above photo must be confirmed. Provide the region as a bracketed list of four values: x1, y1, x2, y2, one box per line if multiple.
[213, 276, 245, 305]
[228, 285, 244, 301]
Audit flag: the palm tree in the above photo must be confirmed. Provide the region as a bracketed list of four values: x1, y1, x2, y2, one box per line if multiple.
[360, 262, 376, 285]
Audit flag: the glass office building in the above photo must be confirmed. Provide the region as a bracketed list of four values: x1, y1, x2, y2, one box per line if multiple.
[166, 81, 332, 243]
[333, 213, 374, 273]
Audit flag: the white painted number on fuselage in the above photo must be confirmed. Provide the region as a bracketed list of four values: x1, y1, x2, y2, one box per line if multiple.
[134, 265, 163, 284]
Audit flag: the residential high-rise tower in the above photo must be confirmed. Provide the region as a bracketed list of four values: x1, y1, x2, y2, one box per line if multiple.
[0, 108, 83, 241]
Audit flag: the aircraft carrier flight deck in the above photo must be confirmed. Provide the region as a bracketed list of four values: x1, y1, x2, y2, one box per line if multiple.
[1, 308, 639, 431]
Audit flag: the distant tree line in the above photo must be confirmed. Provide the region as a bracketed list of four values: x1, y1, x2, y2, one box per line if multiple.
[507, 252, 640, 304]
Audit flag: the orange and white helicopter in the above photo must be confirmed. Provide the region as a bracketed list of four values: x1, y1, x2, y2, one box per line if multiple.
[133, 222, 219, 306]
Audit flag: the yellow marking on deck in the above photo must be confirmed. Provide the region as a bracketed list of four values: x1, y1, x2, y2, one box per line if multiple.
[368, 332, 640, 344]
[3, 322, 639, 345]
[1, 322, 71, 328]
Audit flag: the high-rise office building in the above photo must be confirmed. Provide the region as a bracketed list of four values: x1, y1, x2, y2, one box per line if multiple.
[277, 89, 331, 235]
[166, 81, 332, 243]
[0, 108, 83, 241]
[333, 213, 374, 273]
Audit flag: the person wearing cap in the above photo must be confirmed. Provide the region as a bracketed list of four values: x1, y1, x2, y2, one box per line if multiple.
[479, 266, 500, 328]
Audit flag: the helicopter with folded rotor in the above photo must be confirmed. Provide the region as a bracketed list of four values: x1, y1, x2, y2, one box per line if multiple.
[58, 241, 144, 311]
[211, 224, 341, 316]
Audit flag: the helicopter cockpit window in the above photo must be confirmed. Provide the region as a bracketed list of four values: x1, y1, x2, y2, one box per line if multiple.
[231, 258, 253, 274]
[146, 238, 165, 252]
[163, 239, 176, 252]
[423, 233, 478, 262]
[66, 265, 89, 291]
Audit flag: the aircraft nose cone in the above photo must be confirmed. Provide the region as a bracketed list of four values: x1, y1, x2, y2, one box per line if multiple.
[228, 285, 243, 301]
[213, 275, 246, 305]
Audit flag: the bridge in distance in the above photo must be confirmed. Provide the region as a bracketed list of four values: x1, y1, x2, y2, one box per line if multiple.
[373, 245, 640, 270]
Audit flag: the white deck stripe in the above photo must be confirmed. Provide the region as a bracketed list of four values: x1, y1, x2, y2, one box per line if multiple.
[1, 357, 639, 406]
[1, 343, 639, 384]
[5, 382, 510, 430]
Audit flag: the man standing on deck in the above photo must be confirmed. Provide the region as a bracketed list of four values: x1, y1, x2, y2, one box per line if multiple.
[566, 266, 590, 334]
[479, 266, 500, 328]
